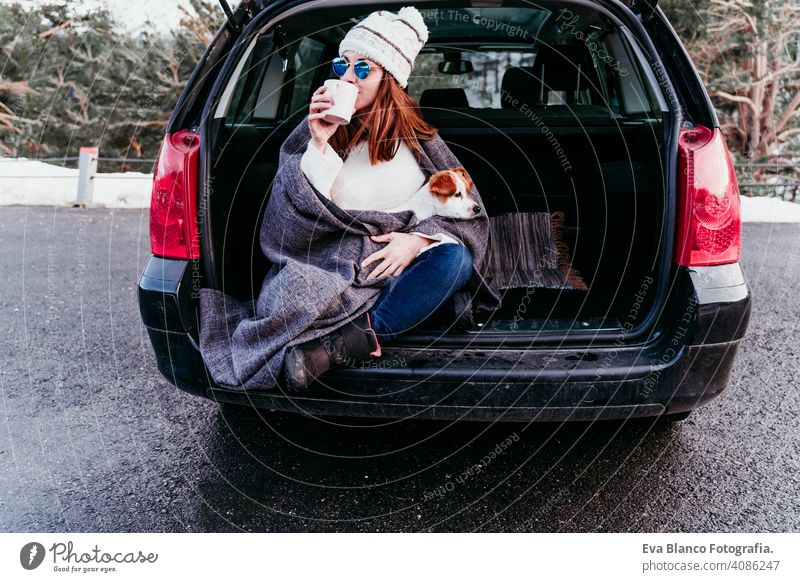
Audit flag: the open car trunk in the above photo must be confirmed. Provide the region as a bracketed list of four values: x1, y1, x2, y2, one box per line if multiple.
[206, 110, 668, 342]
[200, 0, 673, 347]
[417, 108, 667, 337]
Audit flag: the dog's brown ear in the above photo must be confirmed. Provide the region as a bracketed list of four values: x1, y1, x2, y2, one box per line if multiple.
[429, 172, 457, 196]
[452, 167, 473, 192]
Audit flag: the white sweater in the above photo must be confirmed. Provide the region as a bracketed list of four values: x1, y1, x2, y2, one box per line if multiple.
[299, 137, 460, 257]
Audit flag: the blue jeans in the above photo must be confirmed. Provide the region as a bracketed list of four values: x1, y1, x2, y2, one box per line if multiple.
[367, 243, 473, 342]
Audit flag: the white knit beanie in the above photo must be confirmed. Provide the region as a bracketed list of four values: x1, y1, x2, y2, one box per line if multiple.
[338, 6, 429, 89]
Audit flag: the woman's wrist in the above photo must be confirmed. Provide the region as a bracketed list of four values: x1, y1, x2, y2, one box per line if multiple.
[411, 233, 434, 249]
[311, 138, 328, 153]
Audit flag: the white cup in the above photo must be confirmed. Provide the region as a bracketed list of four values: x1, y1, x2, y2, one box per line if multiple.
[322, 79, 359, 125]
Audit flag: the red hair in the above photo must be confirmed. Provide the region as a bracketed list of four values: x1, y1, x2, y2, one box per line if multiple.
[327, 72, 438, 165]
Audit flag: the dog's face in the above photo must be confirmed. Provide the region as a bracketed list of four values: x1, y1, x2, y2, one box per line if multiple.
[427, 167, 481, 219]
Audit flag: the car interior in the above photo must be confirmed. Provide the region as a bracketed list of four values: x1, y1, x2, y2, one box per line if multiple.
[204, 2, 670, 338]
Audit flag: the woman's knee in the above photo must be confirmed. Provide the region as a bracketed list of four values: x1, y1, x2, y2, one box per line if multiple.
[437, 243, 473, 287]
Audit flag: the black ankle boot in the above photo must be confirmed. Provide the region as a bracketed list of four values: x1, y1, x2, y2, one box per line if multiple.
[282, 312, 382, 392]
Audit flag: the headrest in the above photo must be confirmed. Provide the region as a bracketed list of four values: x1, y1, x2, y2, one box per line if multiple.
[530, 44, 603, 105]
[419, 88, 470, 109]
[500, 66, 538, 109]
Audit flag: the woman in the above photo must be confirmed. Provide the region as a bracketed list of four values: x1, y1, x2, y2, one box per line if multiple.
[281, 6, 478, 391]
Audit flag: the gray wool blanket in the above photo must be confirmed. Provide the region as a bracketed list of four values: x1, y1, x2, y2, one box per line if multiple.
[198, 114, 502, 391]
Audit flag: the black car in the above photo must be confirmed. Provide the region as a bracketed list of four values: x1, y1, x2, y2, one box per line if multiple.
[139, 0, 751, 423]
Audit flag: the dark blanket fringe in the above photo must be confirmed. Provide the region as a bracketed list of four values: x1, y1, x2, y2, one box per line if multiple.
[550, 210, 589, 292]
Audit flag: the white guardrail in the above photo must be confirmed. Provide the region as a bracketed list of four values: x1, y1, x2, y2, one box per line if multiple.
[0, 151, 156, 209]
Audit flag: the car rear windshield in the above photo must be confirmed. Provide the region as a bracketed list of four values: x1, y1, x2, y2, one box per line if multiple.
[216, 1, 666, 127]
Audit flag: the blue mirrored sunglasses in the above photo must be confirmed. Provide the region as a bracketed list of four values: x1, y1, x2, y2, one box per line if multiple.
[331, 56, 371, 80]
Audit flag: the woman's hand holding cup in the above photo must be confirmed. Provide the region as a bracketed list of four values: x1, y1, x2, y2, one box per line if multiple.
[308, 85, 339, 153]
[308, 81, 359, 152]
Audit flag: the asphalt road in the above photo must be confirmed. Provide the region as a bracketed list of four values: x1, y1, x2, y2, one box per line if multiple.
[1, 205, 798, 532]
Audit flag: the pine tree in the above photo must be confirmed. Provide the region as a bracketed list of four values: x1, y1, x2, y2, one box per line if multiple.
[0, 0, 220, 168]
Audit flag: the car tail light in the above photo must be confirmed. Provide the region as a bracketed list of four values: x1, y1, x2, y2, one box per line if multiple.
[675, 125, 741, 266]
[149, 130, 200, 259]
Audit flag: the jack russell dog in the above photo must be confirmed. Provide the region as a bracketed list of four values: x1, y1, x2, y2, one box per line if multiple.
[384, 167, 481, 220]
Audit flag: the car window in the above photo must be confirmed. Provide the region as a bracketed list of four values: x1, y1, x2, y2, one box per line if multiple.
[404, 4, 638, 116]
[409, 51, 537, 109]
[409, 44, 624, 115]
[288, 37, 326, 117]
[224, 36, 276, 125]
[222, 4, 660, 125]
[223, 35, 326, 125]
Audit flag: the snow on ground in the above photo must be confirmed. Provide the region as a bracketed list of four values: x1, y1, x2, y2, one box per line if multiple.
[738, 195, 800, 223]
[2, 158, 800, 221]
[0, 159, 152, 208]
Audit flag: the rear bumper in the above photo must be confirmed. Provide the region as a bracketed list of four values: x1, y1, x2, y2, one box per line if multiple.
[139, 257, 751, 422]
